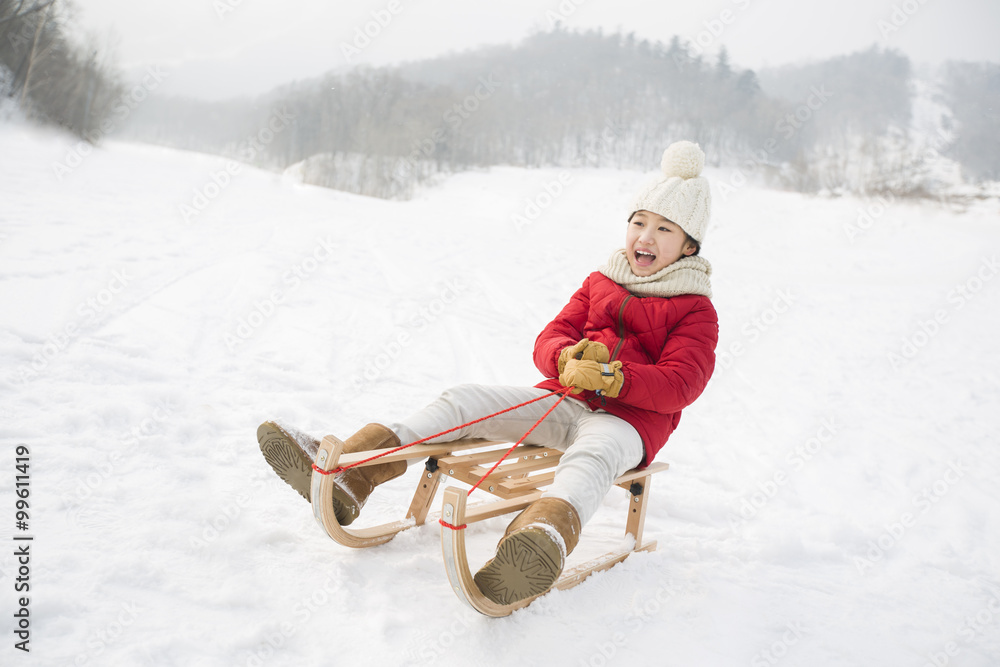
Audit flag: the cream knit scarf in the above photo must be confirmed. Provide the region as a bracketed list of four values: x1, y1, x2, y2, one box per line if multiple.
[599, 249, 713, 298]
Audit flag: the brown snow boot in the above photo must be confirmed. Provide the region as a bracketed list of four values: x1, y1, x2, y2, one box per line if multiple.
[473, 497, 582, 605]
[257, 421, 406, 526]
[327, 423, 406, 526]
[257, 421, 320, 502]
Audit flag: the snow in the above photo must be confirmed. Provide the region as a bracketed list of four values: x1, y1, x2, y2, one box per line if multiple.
[2, 120, 999, 667]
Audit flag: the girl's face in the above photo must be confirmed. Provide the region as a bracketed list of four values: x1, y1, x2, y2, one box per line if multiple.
[625, 210, 696, 276]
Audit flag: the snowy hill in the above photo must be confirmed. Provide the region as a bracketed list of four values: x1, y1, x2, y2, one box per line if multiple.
[1, 121, 999, 666]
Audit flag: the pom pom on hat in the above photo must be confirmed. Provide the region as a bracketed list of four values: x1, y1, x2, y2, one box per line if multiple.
[660, 140, 704, 180]
[630, 140, 712, 244]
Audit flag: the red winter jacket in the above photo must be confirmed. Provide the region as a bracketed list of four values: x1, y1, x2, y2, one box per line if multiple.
[534, 271, 718, 466]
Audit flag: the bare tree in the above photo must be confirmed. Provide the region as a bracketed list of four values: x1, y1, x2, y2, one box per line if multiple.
[1, 0, 122, 138]
[942, 61, 1000, 182]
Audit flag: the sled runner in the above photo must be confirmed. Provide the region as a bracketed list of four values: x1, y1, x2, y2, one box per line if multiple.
[310, 433, 668, 617]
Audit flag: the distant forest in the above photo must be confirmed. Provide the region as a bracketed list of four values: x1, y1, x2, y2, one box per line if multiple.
[4, 16, 997, 199]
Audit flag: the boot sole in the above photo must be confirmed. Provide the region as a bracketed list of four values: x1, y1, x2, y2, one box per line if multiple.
[473, 528, 563, 605]
[257, 422, 361, 525]
[257, 421, 314, 502]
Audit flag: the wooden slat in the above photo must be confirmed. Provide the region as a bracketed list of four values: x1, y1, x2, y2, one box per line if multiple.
[464, 491, 542, 523]
[477, 454, 560, 478]
[438, 447, 562, 499]
[614, 462, 669, 490]
[439, 467, 490, 489]
[332, 437, 503, 467]
[437, 446, 561, 470]
[497, 471, 556, 495]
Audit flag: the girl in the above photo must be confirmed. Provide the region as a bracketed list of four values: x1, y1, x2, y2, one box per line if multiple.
[258, 140, 718, 605]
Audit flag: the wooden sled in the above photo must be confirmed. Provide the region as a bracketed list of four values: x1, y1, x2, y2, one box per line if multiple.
[310, 433, 668, 616]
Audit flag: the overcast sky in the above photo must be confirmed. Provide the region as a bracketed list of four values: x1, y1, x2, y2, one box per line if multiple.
[74, 0, 1000, 100]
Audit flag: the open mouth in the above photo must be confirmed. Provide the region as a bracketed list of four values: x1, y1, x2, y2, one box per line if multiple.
[634, 249, 656, 267]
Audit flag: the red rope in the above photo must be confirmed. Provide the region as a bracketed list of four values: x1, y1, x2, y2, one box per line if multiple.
[311, 386, 574, 478]
[464, 386, 572, 496]
[438, 387, 572, 530]
[438, 519, 467, 531]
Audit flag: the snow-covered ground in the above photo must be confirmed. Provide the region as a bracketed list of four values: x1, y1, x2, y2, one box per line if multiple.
[1, 121, 999, 667]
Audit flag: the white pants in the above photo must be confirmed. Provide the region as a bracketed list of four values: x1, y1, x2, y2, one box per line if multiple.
[388, 384, 644, 525]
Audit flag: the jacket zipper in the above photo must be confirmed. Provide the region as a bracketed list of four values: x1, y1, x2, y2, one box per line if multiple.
[609, 295, 633, 362]
[595, 295, 633, 406]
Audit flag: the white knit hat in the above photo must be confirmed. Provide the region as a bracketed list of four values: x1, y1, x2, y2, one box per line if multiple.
[630, 141, 711, 244]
